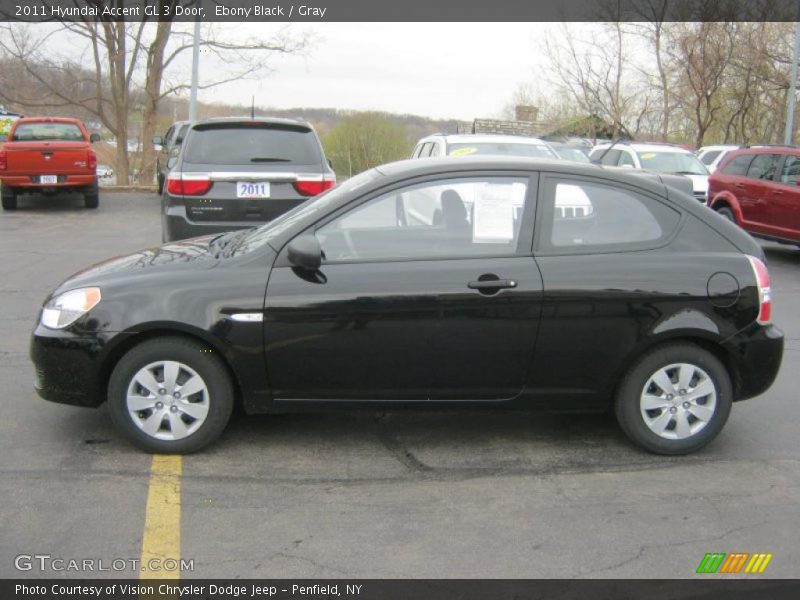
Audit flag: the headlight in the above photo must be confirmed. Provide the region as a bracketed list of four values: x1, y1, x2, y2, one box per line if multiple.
[41, 287, 102, 329]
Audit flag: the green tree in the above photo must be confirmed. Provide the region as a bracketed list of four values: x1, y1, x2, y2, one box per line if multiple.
[323, 112, 412, 178]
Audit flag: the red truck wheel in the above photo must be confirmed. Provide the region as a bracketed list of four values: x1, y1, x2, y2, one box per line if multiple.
[1, 185, 17, 210]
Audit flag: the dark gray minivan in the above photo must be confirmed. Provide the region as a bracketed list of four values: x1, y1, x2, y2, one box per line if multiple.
[162, 117, 335, 242]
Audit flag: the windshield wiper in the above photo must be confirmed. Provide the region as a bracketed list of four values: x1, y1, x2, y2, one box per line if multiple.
[672, 170, 702, 175]
[250, 157, 291, 163]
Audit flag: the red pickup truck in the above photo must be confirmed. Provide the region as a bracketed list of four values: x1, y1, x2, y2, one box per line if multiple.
[0, 117, 100, 210]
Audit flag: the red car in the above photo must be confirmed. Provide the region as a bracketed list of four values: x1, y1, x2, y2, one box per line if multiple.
[708, 145, 800, 246]
[0, 117, 100, 210]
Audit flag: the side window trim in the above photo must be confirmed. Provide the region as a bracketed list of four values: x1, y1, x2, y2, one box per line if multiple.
[300, 171, 539, 265]
[533, 173, 685, 257]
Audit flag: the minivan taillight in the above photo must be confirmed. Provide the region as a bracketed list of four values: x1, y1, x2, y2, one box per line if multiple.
[293, 175, 336, 197]
[747, 255, 772, 324]
[87, 150, 97, 171]
[0, 150, 6, 171]
[166, 174, 213, 196]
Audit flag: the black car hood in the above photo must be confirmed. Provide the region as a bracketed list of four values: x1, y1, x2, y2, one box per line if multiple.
[55, 235, 222, 292]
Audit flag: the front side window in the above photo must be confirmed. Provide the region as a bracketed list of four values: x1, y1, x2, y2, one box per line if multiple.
[719, 154, 752, 176]
[779, 154, 800, 186]
[316, 177, 529, 262]
[745, 154, 780, 181]
[541, 179, 681, 252]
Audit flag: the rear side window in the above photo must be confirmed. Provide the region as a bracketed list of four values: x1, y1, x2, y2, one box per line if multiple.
[700, 150, 721, 165]
[540, 178, 681, 253]
[175, 124, 189, 144]
[745, 154, 780, 180]
[184, 124, 322, 165]
[779, 154, 800, 186]
[12, 122, 83, 141]
[720, 154, 753, 176]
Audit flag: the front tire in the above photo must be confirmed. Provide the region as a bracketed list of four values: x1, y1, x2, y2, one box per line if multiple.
[108, 337, 234, 453]
[615, 343, 732, 455]
[1, 185, 17, 210]
[716, 206, 735, 223]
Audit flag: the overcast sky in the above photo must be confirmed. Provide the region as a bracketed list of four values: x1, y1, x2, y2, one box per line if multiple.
[196, 23, 558, 121]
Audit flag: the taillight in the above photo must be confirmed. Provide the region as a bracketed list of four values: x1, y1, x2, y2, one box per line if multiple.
[293, 175, 336, 197]
[166, 174, 213, 196]
[0, 150, 6, 170]
[747, 255, 772, 324]
[87, 150, 97, 171]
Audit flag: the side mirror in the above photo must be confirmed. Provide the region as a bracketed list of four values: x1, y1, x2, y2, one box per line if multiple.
[287, 235, 322, 270]
[166, 156, 178, 170]
[327, 158, 334, 169]
[152, 135, 163, 145]
[89, 133, 101, 143]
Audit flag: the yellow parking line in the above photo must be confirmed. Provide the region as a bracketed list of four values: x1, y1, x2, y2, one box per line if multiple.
[140, 455, 182, 580]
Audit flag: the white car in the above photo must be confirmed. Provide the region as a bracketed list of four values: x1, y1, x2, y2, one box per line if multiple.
[96, 164, 114, 179]
[696, 144, 742, 173]
[589, 142, 710, 203]
[411, 134, 559, 160]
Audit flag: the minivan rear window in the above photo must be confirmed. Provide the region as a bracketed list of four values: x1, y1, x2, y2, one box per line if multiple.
[12, 122, 83, 142]
[184, 123, 321, 165]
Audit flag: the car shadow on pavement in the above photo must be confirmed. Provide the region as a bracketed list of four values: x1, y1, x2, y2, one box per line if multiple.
[6, 193, 91, 212]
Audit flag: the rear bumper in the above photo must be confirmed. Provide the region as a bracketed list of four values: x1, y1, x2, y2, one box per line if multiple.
[163, 197, 304, 241]
[726, 323, 784, 401]
[2, 174, 96, 189]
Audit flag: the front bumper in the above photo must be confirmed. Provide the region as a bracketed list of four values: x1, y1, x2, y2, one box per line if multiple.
[726, 323, 784, 401]
[30, 325, 112, 408]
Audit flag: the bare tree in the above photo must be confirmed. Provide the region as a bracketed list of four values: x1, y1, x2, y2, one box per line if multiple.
[667, 22, 736, 148]
[0, 13, 310, 184]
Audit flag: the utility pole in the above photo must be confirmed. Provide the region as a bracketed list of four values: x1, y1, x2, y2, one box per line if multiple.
[188, 0, 202, 123]
[785, 17, 800, 145]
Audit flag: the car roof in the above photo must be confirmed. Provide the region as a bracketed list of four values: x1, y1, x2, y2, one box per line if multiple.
[375, 155, 666, 192]
[14, 117, 83, 124]
[593, 142, 692, 154]
[421, 134, 550, 146]
[698, 144, 741, 152]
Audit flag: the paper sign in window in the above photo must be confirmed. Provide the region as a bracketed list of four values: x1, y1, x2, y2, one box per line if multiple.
[473, 187, 515, 243]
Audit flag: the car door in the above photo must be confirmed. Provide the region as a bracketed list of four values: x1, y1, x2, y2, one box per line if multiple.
[740, 153, 781, 234]
[529, 174, 684, 408]
[263, 173, 543, 402]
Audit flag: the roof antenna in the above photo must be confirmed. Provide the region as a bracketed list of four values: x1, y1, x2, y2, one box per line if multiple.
[251, 96, 255, 119]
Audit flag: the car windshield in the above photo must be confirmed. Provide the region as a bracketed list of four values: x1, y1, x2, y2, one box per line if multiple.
[637, 151, 709, 175]
[12, 122, 83, 141]
[184, 123, 322, 165]
[229, 169, 383, 256]
[447, 142, 558, 159]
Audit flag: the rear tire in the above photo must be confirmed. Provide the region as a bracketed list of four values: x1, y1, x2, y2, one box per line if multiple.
[716, 206, 735, 223]
[107, 337, 234, 453]
[1, 185, 17, 210]
[615, 343, 732, 455]
[84, 181, 99, 209]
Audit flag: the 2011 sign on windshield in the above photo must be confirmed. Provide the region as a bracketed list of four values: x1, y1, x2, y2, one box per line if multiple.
[236, 182, 270, 199]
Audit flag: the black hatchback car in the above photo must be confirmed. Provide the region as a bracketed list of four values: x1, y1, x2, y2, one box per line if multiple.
[162, 116, 335, 242]
[31, 157, 783, 454]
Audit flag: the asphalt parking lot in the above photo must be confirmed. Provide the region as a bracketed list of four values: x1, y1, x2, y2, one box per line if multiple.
[1, 191, 799, 579]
